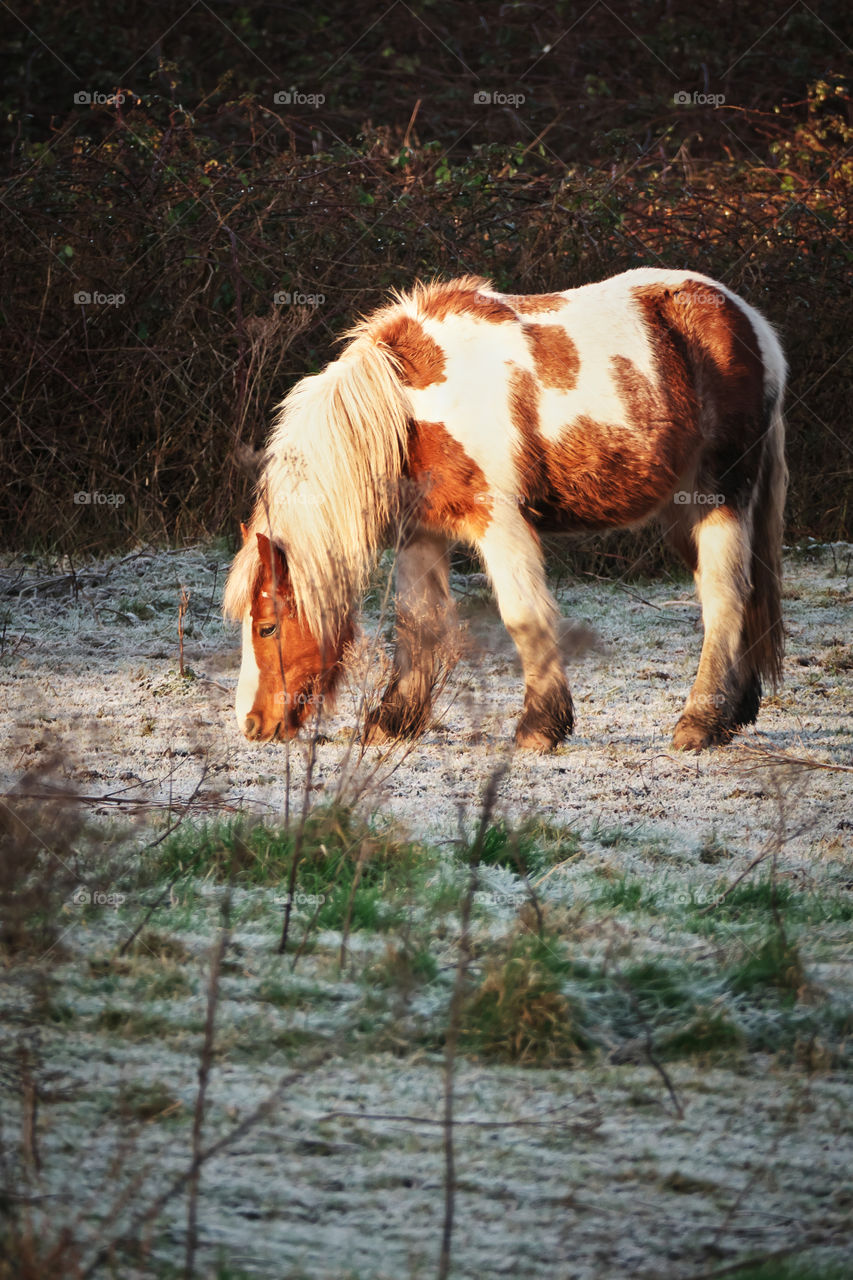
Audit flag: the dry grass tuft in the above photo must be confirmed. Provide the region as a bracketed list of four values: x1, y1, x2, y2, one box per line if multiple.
[461, 931, 585, 1065]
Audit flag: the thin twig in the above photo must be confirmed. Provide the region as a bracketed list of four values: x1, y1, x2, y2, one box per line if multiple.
[316, 1104, 600, 1132]
[278, 733, 320, 955]
[338, 835, 371, 973]
[735, 742, 853, 773]
[78, 1060, 329, 1280]
[438, 768, 505, 1280]
[184, 902, 231, 1279]
[618, 979, 684, 1120]
[177, 583, 190, 677]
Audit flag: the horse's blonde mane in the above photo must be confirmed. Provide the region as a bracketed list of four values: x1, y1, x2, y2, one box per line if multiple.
[223, 331, 412, 644]
[223, 276, 503, 636]
[222, 536, 263, 620]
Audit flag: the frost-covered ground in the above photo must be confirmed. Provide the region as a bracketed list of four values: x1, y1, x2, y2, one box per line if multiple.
[1, 542, 851, 1278]
[1, 540, 850, 851]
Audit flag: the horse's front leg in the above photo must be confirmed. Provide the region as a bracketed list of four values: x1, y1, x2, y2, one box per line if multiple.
[364, 528, 454, 741]
[476, 513, 574, 751]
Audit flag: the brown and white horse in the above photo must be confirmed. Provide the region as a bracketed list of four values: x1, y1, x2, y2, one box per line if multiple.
[223, 269, 787, 752]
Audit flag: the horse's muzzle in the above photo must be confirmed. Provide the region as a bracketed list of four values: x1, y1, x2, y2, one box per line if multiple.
[240, 706, 304, 743]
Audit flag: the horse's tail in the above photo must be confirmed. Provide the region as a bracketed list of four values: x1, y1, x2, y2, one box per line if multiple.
[253, 334, 412, 644]
[743, 365, 787, 689]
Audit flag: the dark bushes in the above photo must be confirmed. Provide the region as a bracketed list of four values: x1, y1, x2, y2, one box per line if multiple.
[1, 4, 849, 553]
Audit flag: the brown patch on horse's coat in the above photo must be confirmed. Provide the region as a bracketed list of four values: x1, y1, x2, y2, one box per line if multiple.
[631, 281, 765, 507]
[504, 293, 567, 315]
[374, 313, 447, 389]
[407, 420, 492, 536]
[417, 277, 516, 325]
[508, 365, 547, 501]
[543, 400, 686, 529]
[509, 339, 700, 532]
[506, 281, 758, 534]
[522, 323, 580, 390]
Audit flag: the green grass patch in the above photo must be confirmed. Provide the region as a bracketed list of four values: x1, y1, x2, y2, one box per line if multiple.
[152, 817, 295, 884]
[659, 1008, 745, 1059]
[684, 878, 853, 931]
[255, 978, 352, 1008]
[369, 937, 440, 987]
[135, 967, 195, 1000]
[461, 931, 586, 1064]
[592, 874, 657, 913]
[588, 820, 640, 850]
[93, 1007, 203, 1040]
[151, 806, 433, 936]
[711, 879, 796, 920]
[620, 959, 697, 1015]
[569, 958, 715, 1056]
[727, 931, 806, 998]
[476, 818, 582, 876]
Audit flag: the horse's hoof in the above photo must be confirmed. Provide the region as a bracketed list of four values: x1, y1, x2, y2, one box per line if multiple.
[362, 713, 393, 745]
[515, 725, 561, 752]
[515, 686, 574, 752]
[363, 700, 430, 743]
[671, 716, 733, 752]
[512, 691, 571, 747]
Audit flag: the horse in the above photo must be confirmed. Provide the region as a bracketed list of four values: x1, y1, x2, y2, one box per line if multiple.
[223, 268, 787, 752]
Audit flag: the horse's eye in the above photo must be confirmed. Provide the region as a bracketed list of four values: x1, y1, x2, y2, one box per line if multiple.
[258, 622, 278, 639]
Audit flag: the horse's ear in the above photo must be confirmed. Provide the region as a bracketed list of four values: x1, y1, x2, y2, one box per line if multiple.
[255, 531, 287, 582]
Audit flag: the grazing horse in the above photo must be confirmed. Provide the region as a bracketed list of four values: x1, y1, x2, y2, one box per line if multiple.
[223, 269, 787, 752]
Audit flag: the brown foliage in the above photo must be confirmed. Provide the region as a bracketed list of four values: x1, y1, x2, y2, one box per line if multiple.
[0, 6, 850, 555]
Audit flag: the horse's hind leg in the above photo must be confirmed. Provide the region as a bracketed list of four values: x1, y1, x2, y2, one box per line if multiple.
[672, 504, 753, 751]
[364, 528, 454, 740]
[476, 514, 573, 751]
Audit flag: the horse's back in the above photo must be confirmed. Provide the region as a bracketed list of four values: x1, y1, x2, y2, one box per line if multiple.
[383, 269, 773, 533]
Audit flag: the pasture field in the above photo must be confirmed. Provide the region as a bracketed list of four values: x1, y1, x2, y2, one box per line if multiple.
[1, 541, 851, 1279]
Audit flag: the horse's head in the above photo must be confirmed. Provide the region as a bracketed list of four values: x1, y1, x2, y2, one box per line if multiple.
[234, 528, 351, 742]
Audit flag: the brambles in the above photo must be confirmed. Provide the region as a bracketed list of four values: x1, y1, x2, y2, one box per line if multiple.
[1, 9, 850, 554]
